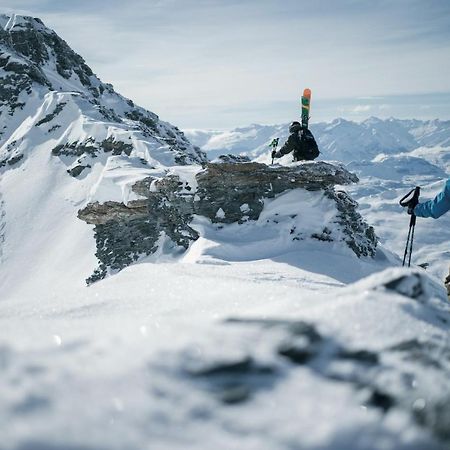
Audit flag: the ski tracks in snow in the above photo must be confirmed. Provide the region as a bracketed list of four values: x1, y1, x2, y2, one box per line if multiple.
[4, 14, 17, 32]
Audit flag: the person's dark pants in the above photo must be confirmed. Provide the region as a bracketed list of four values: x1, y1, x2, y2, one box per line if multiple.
[445, 268, 450, 300]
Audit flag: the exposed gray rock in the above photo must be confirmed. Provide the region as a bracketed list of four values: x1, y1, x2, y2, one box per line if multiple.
[79, 200, 148, 225]
[372, 270, 447, 303]
[79, 189, 199, 284]
[51, 137, 134, 160]
[194, 161, 359, 224]
[100, 136, 133, 156]
[325, 189, 377, 257]
[0, 16, 99, 98]
[35, 102, 66, 126]
[78, 161, 377, 283]
[67, 165, 91, 178]
[52, 140, 98, 158]
[6, 154, 23, 166]
[214, 154, 251, 164]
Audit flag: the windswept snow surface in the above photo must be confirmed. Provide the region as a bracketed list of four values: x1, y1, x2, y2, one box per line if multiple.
[1, 262, 449, 450]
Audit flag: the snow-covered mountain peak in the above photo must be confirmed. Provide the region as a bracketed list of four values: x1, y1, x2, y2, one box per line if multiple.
[0, 12, 101, 97]
[0, 14, 49, 33]
[0, 14, 206, 173]
[363, 116, 384, 125]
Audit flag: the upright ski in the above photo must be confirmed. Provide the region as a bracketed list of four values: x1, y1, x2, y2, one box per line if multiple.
[301, 88, 311, 129]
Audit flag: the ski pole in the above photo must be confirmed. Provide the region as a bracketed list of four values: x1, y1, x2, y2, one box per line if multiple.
[399, 187, 420, 267]
[407, 215, 416, 267]
[401, 213, 416, 267]
[269, 138, 279, 165]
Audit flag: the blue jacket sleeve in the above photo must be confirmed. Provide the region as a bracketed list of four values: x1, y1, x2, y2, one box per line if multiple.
[414, 178, 450, 219]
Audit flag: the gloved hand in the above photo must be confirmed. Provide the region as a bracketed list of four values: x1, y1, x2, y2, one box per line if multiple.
[271, 150, 281, 159]
[406, 197, 419, 215]
[400, 187, 420, 215]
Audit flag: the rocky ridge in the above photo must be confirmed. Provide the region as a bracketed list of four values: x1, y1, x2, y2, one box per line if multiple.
[78, 161, 377, 284]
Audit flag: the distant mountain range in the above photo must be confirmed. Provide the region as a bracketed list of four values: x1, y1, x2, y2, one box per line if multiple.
[184, 117, 450, 163]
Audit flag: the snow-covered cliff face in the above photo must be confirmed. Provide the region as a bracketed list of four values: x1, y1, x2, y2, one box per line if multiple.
[0, 14, 206, 174]
[0, 14, 208, 299]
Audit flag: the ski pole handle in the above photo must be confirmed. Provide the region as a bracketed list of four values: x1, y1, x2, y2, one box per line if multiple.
[269, 138, 279, 149]
[269, 138, 279, 165]
[399, 186, 420, 211]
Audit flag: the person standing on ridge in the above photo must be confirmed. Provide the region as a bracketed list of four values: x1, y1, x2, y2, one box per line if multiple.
[406, 177, 450, 298]
[272, 121, 319, 162]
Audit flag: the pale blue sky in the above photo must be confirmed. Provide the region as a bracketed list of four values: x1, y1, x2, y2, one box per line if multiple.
[1, 0, 450, 128]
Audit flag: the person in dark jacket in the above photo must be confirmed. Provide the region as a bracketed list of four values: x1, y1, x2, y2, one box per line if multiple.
[272, 121, 319, 162]
[410, 178, 450, 298]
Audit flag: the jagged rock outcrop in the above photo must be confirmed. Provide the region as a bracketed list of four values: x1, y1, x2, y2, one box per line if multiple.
[194, 161, 359, 223]
[78, 161, 377, 284]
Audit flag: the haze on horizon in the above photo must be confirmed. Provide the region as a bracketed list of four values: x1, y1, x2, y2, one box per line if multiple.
[0, 0, 450, 129]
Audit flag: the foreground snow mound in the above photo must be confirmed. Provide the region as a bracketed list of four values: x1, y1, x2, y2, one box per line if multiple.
[78, 161, 378, 283]
[347, 267, 448, 304]
[1, 264, 448, 450]
[156, 268, 450, 449]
